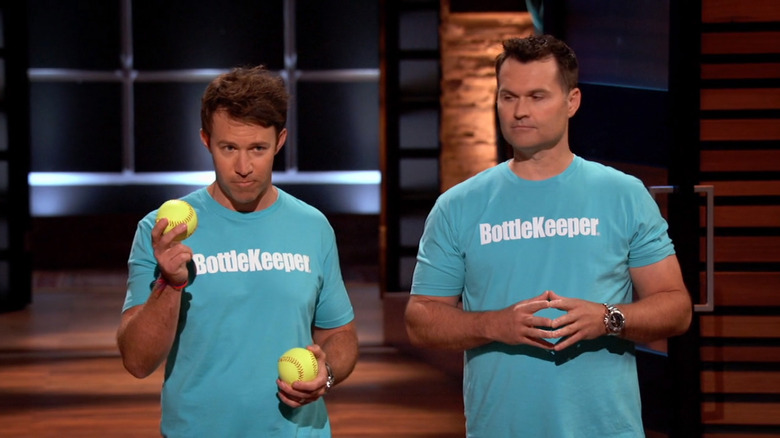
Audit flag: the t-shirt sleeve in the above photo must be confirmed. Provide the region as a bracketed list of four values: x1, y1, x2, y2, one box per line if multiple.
[313, 226, 355, 329]
[411, 199, 465, 297]
[627, 182, 676, 268]
[123, 214, 158, 312]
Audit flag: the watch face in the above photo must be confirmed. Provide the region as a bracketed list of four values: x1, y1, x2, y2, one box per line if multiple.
[609, 312, 624, 330]
[603, 305, 624, 335]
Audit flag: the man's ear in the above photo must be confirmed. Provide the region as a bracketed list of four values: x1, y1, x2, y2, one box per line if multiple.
[567, 87, 581, 118]
[200, 129, 210, 151]
[275, 128, 288, 155]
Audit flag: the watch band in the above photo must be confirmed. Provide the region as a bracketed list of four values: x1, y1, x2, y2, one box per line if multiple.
[324, 362, 335, 392]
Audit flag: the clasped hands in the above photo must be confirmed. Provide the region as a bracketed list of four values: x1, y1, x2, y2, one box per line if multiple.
[494, 290, 609, 351]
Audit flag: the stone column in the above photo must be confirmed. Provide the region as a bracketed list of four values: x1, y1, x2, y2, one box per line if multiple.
[439, 1, 533, 191]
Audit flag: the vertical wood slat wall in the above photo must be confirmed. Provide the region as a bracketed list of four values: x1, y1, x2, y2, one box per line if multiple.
[698, 1, 780, 436]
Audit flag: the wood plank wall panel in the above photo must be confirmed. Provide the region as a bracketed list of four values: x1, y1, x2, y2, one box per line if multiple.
[702, 402, 780, 426]
[702, 370, 780, 393]
[701, 31, 780, 54]
[700, 345, 780, 362]
[704, 236, 780, 262]
[701, 88, 780, 110]
[702, 205, 780, 228]
[702, 0, 780, 23]
[700, 316, 780, 338]
[702, 62, 780, 80]
[699, 0, 780, 435]
[704, 272, 780, 306]
[699, 180, 780, 196]
[701, 121, 780, 142]
[701, 150, 780, 171]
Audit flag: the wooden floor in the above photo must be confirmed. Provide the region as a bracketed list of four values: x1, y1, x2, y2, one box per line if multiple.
[0, 271, 466, 437]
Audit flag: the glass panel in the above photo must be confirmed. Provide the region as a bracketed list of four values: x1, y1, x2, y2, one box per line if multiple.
[400, 109, 438, 150]
[27, 0, 121, 69]
[400, 60, 439, 97]
[571, 84, 670, 167]
[30, 83, 123, 172]
[398, 256, 416, 291]
[134, 82, 213, 172]
[31, 185, 194, 217]
[562, 0, 669, 90]
[133, 0, 284, 70]
[296, 81, 379, 171]
[296, 0, 379, 70]
[400, 215, 426, 247]
[400, 158, 438, 191]
[399, 10, 438, 51]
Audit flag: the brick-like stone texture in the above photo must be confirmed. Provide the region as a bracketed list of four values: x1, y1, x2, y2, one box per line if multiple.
[439, 7, 533, 191]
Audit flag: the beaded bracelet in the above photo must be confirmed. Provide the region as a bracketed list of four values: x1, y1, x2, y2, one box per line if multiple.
[155, 276, 188, 291]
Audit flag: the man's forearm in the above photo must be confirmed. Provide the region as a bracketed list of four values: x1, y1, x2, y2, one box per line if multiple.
[405, 298, 497, 351]
[619, 289, 692, 344]
[117, 284, 182, 378]
[316, 323, 359, 385]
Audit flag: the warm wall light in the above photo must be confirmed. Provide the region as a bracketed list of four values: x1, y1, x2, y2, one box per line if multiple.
[438, 7, 533, 192]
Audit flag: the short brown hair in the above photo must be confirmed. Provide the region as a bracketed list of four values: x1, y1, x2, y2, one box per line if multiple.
[495, 35, 579, 92]
[200, 65, 289, 137]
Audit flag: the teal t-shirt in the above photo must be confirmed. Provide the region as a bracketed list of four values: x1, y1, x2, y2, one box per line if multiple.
[411, 156, 674, 437]
[124, 188, 354, 438]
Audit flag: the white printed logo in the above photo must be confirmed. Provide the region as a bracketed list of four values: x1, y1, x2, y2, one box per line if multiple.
[479, 216, 600, 245]
[193, 249, 312, 275]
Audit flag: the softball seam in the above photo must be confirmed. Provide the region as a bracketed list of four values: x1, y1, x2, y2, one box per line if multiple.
[279, 356, 306, 380]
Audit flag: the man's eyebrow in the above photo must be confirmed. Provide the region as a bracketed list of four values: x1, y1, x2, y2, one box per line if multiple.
[498, 88, 549, 96]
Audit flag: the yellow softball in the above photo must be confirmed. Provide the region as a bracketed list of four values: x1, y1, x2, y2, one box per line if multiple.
[156, 199, 198, 241]
[278, 347, 318, 385]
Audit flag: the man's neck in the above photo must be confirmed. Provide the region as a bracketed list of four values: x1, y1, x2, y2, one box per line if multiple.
[208, 183, 278, 213]
[508, 148, 575, 181]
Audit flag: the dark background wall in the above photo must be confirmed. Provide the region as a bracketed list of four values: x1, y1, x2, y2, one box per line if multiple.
[24, 0, 382, 279]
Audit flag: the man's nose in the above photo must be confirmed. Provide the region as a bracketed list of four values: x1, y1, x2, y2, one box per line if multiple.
[513, 98, 529, 119]
[235, 153, 252, 176]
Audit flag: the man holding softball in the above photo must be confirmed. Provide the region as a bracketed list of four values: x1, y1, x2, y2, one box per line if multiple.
[117, 65, 358, 437]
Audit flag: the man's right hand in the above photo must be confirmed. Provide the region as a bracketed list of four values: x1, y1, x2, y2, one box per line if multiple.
[488, 290, 555, 349]
[151, 218, 193, 285]
[405, 290, 556, 351]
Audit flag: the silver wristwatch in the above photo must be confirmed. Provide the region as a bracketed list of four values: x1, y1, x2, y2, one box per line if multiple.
[603, 304, 625, 336]
[324, 362, 335, 391]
